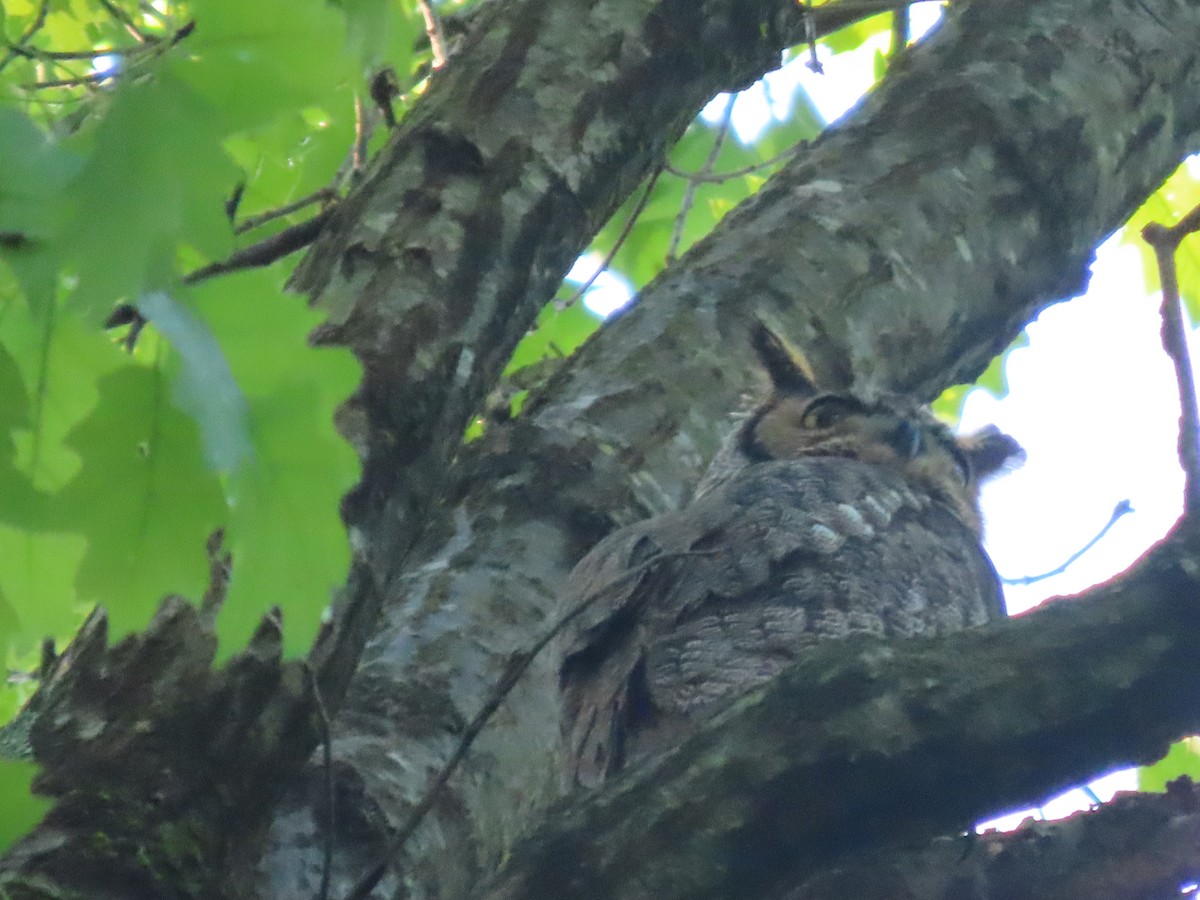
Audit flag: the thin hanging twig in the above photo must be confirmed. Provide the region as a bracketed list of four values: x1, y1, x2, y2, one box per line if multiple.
[96, 0, 149, 42]
[668, 94, 735, 262]
[663, 142, 804, 185]
[234, 188, 337, 235]
[0, 0, 50, 74]
[417, 0, 448, 69]
[1000, 500, 1133, 586]
[890, 3, 911, 57]
[560, 164, 664, 309]
[306, 662, 336, 900]
[1143, 203, 1200, 511]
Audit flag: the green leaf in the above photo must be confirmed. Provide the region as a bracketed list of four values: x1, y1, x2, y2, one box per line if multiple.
[338, 0, 421, 72]
[341, 0, 391, 67]
[0, 525, 86, 646]
[0, 300, 125, 643]
[0, 110, 83, 313]
[1139, 738, 1200, 793]
[0, 760, 48, 851]
[57, 363, 227, 639]
[64, 77, 237, 317]
[138, 291, 251, 473]
[189, 270, 359, 657]
[873, 48, 887, 82]
[0, 338, 35, 515]
[166, 0, 354, 134]
[0, 297, 127, 495]
[223, 109, 353, 219]
[1121, 161, 1200, 321]
[0, 109, 81, 245]
[753, 90, 825, 158]
[0, 585, 21, 654]
[819, 12, 890, 54]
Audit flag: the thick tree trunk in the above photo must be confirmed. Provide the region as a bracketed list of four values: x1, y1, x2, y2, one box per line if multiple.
[260, 0, 1200, 897]
[5, 0, 1200, 898]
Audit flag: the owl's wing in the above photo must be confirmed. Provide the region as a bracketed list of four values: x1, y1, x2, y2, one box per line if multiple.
[558, 459, 1005, 787]
[557, 489, 771, 787]
[557, 521, 675, 788]
[556, 468, 844, 787]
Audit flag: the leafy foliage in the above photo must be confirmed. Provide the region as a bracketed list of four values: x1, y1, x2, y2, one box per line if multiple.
[0, 760, 47, 849]
[1139, 737, 1200, 793]
[1123, 159, 1200, 321]
[0, 0, 415, 843]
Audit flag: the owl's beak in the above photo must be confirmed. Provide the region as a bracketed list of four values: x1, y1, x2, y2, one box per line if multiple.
[888, 420, 924, 459]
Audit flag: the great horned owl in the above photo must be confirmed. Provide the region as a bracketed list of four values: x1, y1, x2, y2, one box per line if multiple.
[558, 326, 1021, 788]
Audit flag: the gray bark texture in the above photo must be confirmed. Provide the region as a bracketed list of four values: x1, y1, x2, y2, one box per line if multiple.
[274, 0, 1200, 895]
[5, 0, 1200, 897]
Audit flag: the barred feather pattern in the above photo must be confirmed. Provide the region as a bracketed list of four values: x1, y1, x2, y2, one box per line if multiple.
[558, 456, 1004, 789]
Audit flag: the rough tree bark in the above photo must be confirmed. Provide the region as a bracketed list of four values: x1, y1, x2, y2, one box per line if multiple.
[4, 0, 1200, 898]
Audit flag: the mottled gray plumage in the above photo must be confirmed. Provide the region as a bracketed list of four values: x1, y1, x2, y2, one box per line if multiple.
[558, 327, 1020, 788]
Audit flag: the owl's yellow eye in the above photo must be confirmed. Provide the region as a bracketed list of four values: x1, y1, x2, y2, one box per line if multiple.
[801, 396, 864, 429]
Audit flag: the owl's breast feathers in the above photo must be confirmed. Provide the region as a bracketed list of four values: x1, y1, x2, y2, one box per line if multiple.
[558, 457, 1004, 788]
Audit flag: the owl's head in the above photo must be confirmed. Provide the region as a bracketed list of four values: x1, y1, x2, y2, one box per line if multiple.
[739, 325, 1022, 533]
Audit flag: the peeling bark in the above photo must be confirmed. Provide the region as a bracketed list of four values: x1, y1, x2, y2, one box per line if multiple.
[1, 602, 317, 900]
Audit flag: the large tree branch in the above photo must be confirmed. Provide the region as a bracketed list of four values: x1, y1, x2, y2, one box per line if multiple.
[294, 0, 812, 577]
[479, 522, 1200, 900]
[6, 0, 1199, 896]
[263, 0, 1200, 896]
[783, 783, 1200, 900]
[295, 0, 814, 809]
[1, 601, 321, 900]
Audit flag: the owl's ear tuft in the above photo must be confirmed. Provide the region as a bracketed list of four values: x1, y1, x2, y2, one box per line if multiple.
[958, 426, 1024, 481]
[751, 324, 818, 396]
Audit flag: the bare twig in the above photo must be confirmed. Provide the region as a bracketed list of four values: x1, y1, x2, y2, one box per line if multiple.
[97, 0, 149, 43]
[668, 95, 735, 261]
[797, 0, 948, 61]
[560, 165, 664, 309]
[339, 548, 718, 900]
[5, 44, 120, 61]
[804, 1, 824, 73]
[1142, 204, 1200, 511]
[168, 21, 196, 46]
[306, 662, 335, 900]
[0, 0, 50, 74]
[199, 529, 232, 618]
[664, 143, 804, 185]
[28, 68, 111, 89]
[183, 207, 335, 285]
[224, 182, 246, 223]
[234, 188, 336, 235]
[890, 3, 911, 57]
[417, 0, 448, 70]
[138, 2, 168, 28]
[8, 15, 189, 89]
[808, 0, 943, 18]
[107, 204, 329, 342]
[1001, 500, 1133, 586]
[352, 92, 370, 174]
